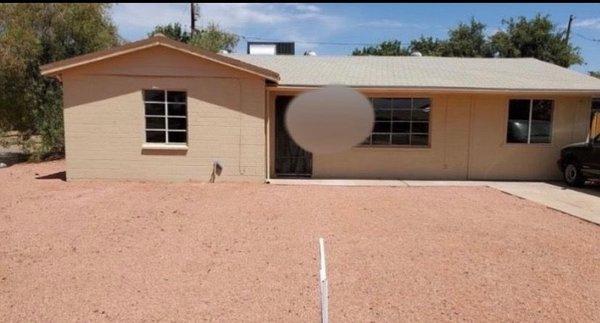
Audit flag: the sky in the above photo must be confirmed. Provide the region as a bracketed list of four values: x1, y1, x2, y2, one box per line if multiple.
[110, 3, 600, 73]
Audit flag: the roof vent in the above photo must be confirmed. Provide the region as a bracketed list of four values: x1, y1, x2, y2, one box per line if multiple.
[304, 50, 317, 56]
[219, 49, 229, 54]
[410, 51, 422, 57]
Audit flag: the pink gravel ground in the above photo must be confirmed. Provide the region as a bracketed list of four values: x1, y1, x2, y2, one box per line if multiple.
[0, 160, 599, 322]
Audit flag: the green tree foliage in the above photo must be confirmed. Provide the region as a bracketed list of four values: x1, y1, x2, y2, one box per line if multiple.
[408, 36, 446, 56]
[149, 21, 239, 53]
[148, 23, 191, 43]
[0, 3, 119, 159]
[352, 14, 583, 68]
[489, 14, 582, 67]
[353, 19, 488, 57]
[189, 23, 239, 52]
[352, 40, 410, 56]
[590, 71, 600, 79]
[445, 18, 489, 57]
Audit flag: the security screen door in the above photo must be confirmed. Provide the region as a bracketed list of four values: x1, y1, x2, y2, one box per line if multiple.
[275, 96, 312, 177]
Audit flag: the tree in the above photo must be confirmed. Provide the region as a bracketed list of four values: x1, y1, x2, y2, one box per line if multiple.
[352, 40, 410, 56]
[590, 71, 600, 79]
[489, 14, 583, 67]
[350, 14, 583, 68]
[149, 21, 239, 53]
[148, 23, 191, 43]
[445, 18, 489, 57]
[352, 18, 489, 57]
[408, 36, 446, 56]
[189, 23, 239, 52]
[0, 3, 119, 158]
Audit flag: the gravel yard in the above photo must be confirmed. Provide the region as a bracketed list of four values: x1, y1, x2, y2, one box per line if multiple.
[1, 160, 599, 322]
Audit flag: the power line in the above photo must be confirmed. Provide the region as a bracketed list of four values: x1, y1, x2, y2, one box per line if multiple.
[241, 35, 377, 46]
[239, 35, 410, 47]
[574, 32, 600, 43]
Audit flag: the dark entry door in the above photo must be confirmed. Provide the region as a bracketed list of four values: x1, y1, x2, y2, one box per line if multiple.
[275, 96, 312, 177]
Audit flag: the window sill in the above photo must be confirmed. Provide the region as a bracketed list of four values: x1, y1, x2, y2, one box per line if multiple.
[352, 145, 431, 150]
[142, 143, 188, 151]
[502, 143, 553, 148]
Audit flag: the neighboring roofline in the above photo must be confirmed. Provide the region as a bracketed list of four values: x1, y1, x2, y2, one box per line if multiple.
[40, 35, 280, 82]
[266, 85, 600, 95]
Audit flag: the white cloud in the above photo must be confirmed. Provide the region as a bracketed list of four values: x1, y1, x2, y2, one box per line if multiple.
[356, 19, 428, 29]
[111, 3, 190, 31]
[199, 3, 289, 28]
[111, 3, 343, 38]
[282, 3, 322, 13]
[357, 19, 405, 28]
[573, 18, 600, 29]
[199, 3, 347, 53]
[200, 3, 345, 33]
[110, 3, 348, 54]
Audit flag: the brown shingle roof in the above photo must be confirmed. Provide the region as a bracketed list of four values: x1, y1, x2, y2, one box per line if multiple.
[40, 34, 279, 82]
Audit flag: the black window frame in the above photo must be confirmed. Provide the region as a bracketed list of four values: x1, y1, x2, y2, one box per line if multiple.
[360, 97, 431, 147]
[506, 98, 554, 144]
[143, 89, 188, 144]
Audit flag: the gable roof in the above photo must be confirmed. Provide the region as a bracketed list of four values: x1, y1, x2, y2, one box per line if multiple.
[228, 54, 600, 93]
[40, 35, 279, 82]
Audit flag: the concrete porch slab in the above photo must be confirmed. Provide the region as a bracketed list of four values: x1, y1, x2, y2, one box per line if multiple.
[268, 178, 410, 187]
[267, 178, 600, 225]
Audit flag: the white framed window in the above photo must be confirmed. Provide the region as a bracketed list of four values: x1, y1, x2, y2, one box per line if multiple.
[361, 97, 431, 147]
[506, 99, 553, 144]
[143, 90, 187, 144]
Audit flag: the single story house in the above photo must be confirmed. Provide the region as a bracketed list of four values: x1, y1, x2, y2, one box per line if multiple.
[41, 34, 600, 182]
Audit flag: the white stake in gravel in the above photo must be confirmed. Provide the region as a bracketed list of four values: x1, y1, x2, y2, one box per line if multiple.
[319, 238, 329, 323]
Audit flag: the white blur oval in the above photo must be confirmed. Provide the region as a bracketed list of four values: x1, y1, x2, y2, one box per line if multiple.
[285, 85, 374, 154]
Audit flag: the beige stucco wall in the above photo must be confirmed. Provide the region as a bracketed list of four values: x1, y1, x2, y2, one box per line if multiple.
[267, 91, 592, 180]
[467, 95, 590, 180]
[61, 46, 266, 182]
[59, 46, 592, 182]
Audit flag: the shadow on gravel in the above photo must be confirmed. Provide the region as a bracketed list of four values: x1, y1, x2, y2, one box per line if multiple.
[35, 171, 66, 181]
[0, 152, 28, 167]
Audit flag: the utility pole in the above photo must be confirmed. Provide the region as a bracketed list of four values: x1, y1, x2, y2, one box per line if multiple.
[565, 14, 574, 44]
[190, 3, 197, 35]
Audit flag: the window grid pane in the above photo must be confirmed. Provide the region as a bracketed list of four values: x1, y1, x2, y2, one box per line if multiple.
[143, 90, 187, 144]
[507, 99, 553, 144]
[361, 97, 430, 147]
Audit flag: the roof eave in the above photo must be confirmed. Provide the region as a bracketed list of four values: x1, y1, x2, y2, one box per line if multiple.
[40, 41, 159, 76]
[40, 36, 280, 82]
[267, 84, 600, 95]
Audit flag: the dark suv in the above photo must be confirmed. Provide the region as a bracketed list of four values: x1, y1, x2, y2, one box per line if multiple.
[557, 134, 600, 186]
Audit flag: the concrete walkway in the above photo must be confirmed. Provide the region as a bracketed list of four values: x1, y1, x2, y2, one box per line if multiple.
[268, 179, 600, 225]
[487, 182, 600, 225]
